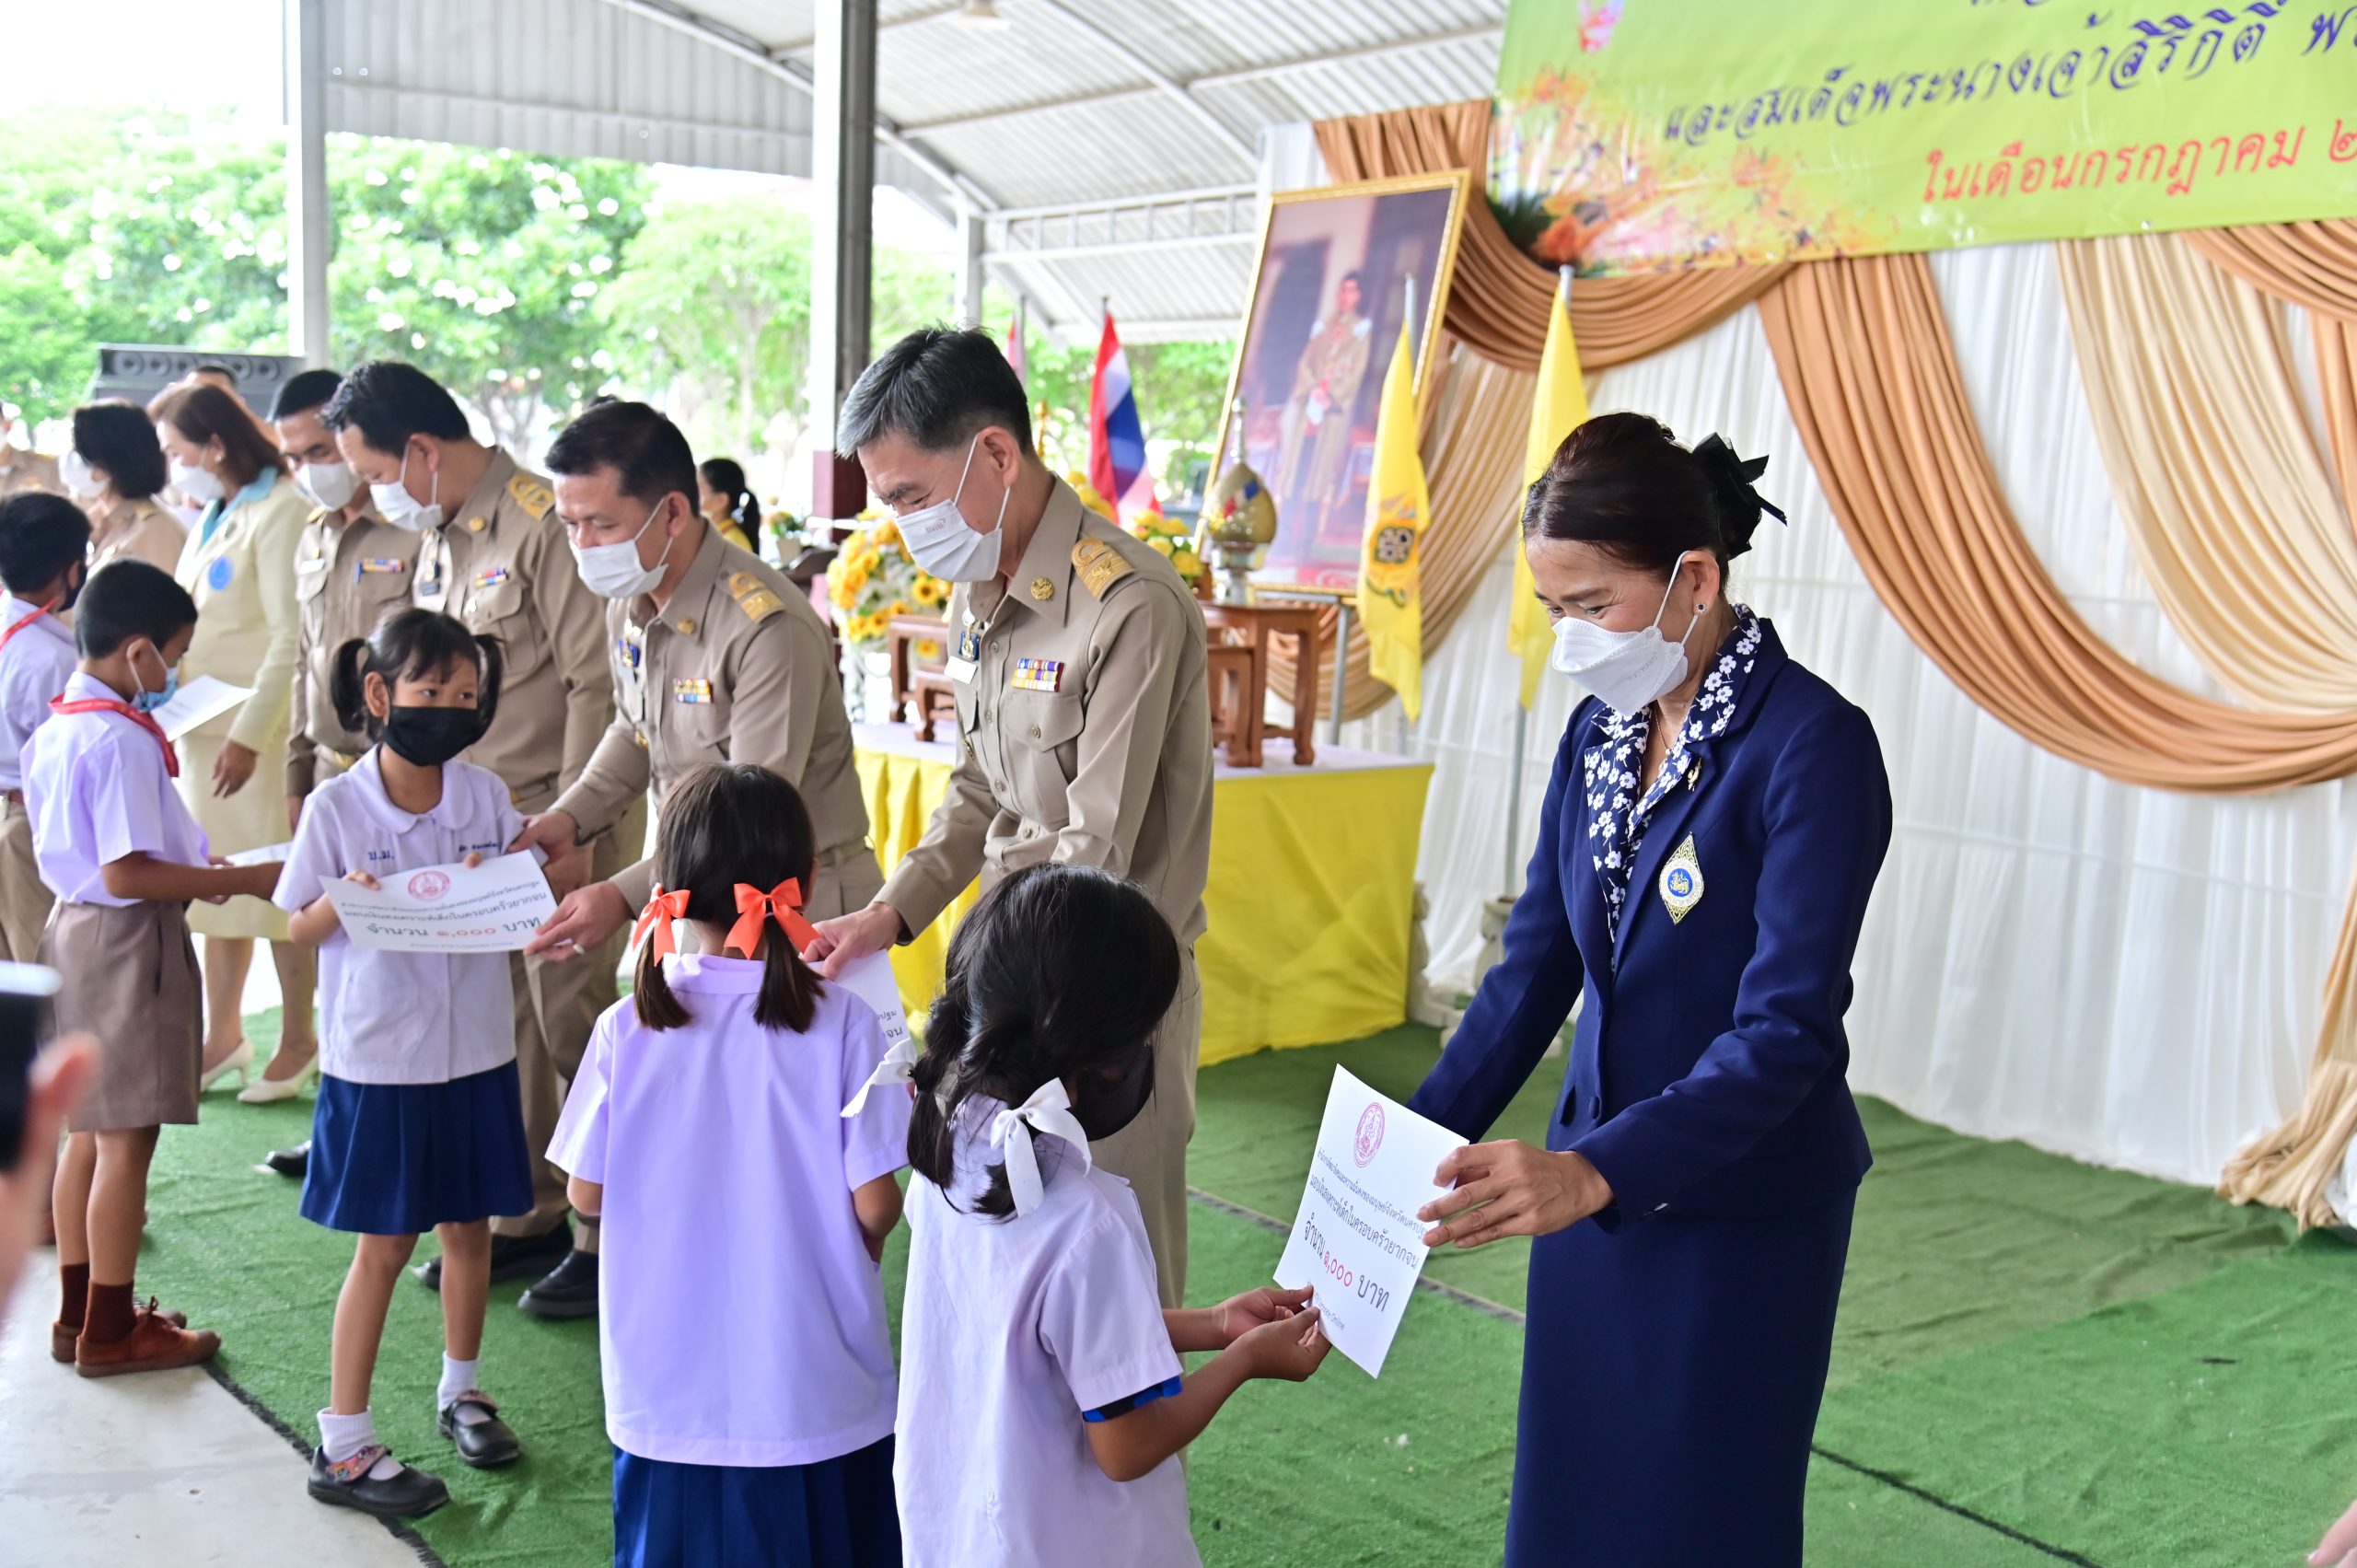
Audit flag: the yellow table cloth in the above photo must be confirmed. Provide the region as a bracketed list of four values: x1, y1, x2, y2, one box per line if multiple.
[853, 725, 1433, 1067]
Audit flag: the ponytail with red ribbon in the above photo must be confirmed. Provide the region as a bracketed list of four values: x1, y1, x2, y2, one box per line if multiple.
[631, 885, 691, 960]
[628, 762, 828, 1036]
[726, 878, 821, 958]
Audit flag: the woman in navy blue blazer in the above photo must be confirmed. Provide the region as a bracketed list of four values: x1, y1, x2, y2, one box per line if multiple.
[1412, 413, 1891, 1567]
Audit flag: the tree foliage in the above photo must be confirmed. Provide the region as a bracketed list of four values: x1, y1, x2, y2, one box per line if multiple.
[328, 141, 649, 447]
[0, 110, 648, 445]
[600, 193, 958, 462]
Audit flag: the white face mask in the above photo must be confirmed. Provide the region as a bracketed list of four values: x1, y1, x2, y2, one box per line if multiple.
[1549, 552, 1705, 716]
[569, 498, 672, 601]
[59, 449, 102, 501]
[170, 458, 226, 505]
[295, 459, 358, 513]
[895, 436, 1007, 583]
[369, 445, 443, 532]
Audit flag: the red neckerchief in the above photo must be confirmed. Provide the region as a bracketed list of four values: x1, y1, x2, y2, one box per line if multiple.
[0, 598, 54, 654]
[48, 693, 180, 778]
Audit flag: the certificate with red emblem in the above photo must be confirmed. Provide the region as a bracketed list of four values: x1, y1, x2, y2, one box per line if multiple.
[323, 851, 556, 954]
[1272, 1066, 1465, 1376]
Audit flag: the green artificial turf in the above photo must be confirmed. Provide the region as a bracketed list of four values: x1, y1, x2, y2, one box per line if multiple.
[127, 1012, 2357, 1566]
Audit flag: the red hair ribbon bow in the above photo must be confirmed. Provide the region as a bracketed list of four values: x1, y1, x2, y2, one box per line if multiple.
[727, 879, 821, 958]
[633, 885, 691, 959]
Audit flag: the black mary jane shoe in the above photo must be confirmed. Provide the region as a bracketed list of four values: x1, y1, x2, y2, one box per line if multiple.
[308, 1445, 450, 1518]
[265, 1140, 309, 1179]
[517, 1248, 599, 1319]
[438, 1390, 523, 1469]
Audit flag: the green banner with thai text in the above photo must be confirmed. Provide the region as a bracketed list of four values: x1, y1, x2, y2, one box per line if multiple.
[1493, 1, 2357, 273]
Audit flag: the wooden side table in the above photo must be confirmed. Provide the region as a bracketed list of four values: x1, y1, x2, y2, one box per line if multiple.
[1204, 643, 1264, 769]
[1202, 602, 1325, 766]
[887, 615, 958, 740]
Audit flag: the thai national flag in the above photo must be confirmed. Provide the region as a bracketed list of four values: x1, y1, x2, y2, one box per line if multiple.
[1087, 307, 1156, 520]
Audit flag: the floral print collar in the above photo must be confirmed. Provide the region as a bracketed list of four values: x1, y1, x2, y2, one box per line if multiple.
[1581, 605, 1765, 939]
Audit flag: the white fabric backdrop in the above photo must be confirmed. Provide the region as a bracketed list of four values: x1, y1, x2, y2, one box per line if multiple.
[1338, 242, 2357, 1187]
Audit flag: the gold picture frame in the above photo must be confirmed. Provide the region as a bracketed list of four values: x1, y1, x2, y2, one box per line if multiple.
[1213, 168, 1472, 592]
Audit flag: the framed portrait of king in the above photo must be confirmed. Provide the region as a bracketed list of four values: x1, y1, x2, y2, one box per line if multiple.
[1213, 169, 1471, 591]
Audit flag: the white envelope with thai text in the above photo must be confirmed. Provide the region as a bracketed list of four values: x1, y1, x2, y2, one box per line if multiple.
[323, 851, 556, 953]
[1273, 1066, 1466, 1376]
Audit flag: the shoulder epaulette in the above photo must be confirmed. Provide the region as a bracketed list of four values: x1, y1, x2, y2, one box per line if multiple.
[728, 570, 785, 624]
[506, 473, 554, 520]
[1072, 537, 1134, 599]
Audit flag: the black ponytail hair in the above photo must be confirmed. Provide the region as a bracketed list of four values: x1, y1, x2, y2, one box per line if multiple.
[1523, 412, 1786, 584]
[906, 863, 1180, 1219]
[632, 762, 824, 1035]
[698, 458, 761, 544]
[329, 606, 504, 742]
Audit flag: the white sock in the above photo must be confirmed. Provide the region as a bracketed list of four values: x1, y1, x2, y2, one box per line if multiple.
[318, 1407, 402, 1481]
[439, 1354, 491, 1425]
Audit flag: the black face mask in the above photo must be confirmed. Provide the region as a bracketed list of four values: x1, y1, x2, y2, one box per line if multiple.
[54, 568, 83, 615]
[381, 705, 481, 767]
[1072, 1044, 1156, 1143]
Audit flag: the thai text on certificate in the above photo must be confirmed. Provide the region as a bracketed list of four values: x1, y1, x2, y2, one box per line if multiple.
[323, 852, 557, 953]
[1272, 1066, 1466, 1376]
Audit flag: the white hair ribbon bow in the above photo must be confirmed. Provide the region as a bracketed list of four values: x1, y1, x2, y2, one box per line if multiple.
[840, 1035, 922, 1119]
[990, 1079, 1092, 1216]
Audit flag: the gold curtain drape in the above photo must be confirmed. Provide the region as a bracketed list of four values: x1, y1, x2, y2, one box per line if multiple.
[1312, 99, 1785, 372]
[2155, 222, 2357, 1224]
[1757, 253, 2357, 1225]
[2184, 222, 2357, 539]
[1755, 254, 2357, 793]
[2054, 232, 2357, 713]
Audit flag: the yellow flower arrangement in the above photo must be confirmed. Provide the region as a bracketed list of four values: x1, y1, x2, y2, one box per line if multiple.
[1130, 516, 1206, 584]
[828, 520, 951, 650]
[1068, 470, 1118, 523]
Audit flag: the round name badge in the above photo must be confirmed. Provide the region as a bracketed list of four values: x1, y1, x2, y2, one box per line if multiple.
[207, 556, 233, 592]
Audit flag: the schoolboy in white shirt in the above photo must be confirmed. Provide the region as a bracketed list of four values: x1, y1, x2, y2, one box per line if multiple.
[28, 559, 281, 1376]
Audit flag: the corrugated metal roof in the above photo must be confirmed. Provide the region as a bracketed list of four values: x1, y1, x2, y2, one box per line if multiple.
[315, 0, 1506, 334]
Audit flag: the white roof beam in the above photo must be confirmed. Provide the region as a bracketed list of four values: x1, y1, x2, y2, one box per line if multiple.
[1019, 0, 1254, 166]
[989, 229, 1251, 264]
[594, 0, 1003, 209]
[897, 22, 1505, 134]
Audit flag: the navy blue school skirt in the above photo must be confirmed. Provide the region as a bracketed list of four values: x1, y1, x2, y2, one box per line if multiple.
[612, 1437, 900, 1568]
[301, 1062, 535, 1236]
[1504, 1191, 1857, 1568]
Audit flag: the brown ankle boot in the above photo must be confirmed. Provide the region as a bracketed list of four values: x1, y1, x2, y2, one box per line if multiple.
[75, 1300, 217, 1378]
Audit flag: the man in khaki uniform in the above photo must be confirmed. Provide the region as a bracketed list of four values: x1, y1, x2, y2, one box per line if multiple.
[277, 370, 422, 811]
[323, 361, 635, 1318]
[812, 327, 1213, 1309]
[515, 400, 880, 969]
[239, 370, 422, 1155]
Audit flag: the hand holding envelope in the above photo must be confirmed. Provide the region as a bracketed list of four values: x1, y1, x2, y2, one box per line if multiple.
[322, 851, 558, 953]
[1272, 1067, 1467, 1377]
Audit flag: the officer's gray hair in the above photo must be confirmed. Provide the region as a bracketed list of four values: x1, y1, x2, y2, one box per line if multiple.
[836, 326, 1034, 459]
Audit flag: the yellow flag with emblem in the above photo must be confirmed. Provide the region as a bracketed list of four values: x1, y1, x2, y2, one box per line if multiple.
[1511, 282, 1589, 708]
[1357, 315, 1432, 722]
